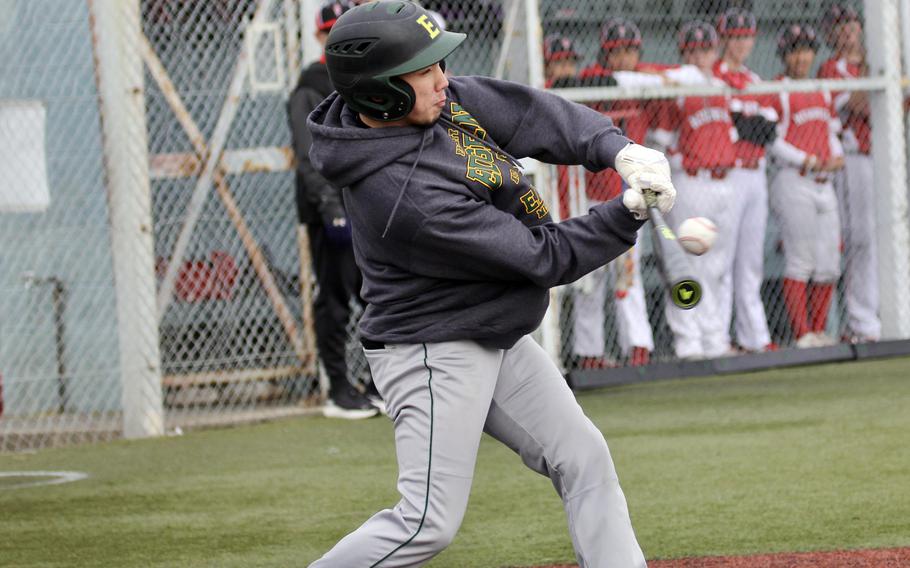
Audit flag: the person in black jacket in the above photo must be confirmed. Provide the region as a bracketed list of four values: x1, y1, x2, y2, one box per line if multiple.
[287, 0, 379, 419]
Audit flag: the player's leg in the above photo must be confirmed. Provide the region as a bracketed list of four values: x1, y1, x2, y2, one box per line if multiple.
[689, 177, 735, 358]
[309, 341, 502, 567]
[771, 170, 816, 343]
[664, 173, 705, 359]
[733, 168, 772, 351]
[307, 224, 375, 416]
[809, 183, 842, 341]
[613, 236, 654, 364]
[716, 168, 749, 349]
[841, 154, 880, 340]
[484, 335, 647, 568]
[571, 267, 609, 367]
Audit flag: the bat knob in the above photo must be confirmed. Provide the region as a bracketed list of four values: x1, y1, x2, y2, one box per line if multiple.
[671, 280, 702, 309]
[642, 188, 658, 208]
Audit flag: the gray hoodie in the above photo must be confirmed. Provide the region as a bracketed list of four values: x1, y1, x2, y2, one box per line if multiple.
[307, 75, 642, 349]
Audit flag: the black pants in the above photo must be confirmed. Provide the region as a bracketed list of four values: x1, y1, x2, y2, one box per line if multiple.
[307, 223, 364, 396]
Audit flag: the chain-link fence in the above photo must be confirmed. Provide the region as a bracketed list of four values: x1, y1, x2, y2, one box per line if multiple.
[539, 0, 910, 369]
[1, 0, 908, 452]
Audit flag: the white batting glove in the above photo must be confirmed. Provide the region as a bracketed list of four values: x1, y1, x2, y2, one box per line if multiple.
[615, 143, 677, 220]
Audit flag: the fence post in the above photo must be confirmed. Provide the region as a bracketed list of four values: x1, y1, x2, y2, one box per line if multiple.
[864, 0, 910, 339]
[89, 0, 164, 438]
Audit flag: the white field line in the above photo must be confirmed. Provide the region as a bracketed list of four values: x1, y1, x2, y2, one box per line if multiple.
[0, 470, 88, 490]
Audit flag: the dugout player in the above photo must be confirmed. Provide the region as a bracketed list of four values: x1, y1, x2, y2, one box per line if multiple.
[305, 2, 677, 565]
[713, 7, 777, 353]
[569, 18, 657, 367]
[769, 24, 845, 348]
[287, 0, 381, 419]
[818, 5, 881, 343]
[654, 21, 738, 360]
[542, 33, 580, 88]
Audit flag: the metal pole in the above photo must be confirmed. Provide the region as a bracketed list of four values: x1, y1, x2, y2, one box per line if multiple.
[864, 0, 910, 339]
[493, 0, 522, 80]
[89, 0, 165, 438]
[299, 0, 321, 66]
[51, 278, 68, 414]
[524, 0, 545, 89]
[283, 0, 301, 83]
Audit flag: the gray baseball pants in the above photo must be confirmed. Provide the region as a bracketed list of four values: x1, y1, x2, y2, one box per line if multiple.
[308, 335, 645, 568]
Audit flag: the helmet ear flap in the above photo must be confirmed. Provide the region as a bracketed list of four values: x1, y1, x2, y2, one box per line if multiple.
[353, 77, 415, 121]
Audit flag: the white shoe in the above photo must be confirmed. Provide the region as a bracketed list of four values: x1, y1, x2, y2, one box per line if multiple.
[795, 333, 819, 348]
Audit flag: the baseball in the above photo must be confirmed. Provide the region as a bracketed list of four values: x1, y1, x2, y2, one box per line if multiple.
[677, 217, 717, 256]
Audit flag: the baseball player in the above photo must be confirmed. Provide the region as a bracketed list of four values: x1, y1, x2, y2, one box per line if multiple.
[769, 24, 845, 348]
[713, 7, 778, 353]
[287, 0, 381, 419]
[818, 5, 880, 343]
[568, 18, 658, 367]
[305, 2, 677, 566]
[542, 33, 580, 88]
[652, 21, 739, 360]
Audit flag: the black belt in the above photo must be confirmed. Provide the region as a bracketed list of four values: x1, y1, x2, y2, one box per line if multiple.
[361, 337, 385, 350]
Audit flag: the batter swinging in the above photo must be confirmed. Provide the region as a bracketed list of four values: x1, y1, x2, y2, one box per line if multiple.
[305, 2, 676, 566]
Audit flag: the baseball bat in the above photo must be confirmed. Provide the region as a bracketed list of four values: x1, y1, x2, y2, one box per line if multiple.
[644, 190, 702, 310]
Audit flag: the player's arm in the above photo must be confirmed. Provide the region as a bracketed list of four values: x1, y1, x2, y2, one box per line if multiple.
[446, 75, 631, 170]
[817, 60, 869, 118]
[288, 84, 346, 225]
[770, 135, 817, 171]
[407, 196, 643, 288]
[823, 96, 846, 171]
[446, 76, 675, 219]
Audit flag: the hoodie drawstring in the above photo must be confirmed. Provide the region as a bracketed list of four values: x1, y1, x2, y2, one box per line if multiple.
[381, 128, 430, 238]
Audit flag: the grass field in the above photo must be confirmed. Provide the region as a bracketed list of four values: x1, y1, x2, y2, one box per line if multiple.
[2, 357, 909, 567]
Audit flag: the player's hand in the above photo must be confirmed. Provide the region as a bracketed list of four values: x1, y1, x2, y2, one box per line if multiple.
[801, 154, 821, 175]
[616, 143, 676, 220]
[824, 156, 845, 171]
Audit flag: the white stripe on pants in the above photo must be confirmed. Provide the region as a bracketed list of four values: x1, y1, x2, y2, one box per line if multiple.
[309, 336, 645, 568]
[664, 171, 736, 359]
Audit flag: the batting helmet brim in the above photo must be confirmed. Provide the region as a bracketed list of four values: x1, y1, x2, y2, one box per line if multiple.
[376, 29, 466, 79]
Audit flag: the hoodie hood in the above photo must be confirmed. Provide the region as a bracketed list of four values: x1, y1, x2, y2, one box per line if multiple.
[307, 92, 429, 189]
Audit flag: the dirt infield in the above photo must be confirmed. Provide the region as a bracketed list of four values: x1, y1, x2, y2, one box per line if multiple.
[530, 547, 910, 567]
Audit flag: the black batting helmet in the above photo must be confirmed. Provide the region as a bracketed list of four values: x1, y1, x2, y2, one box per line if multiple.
[325, 1, 465, 121]
[600, 18, 642, 51]
[678, 20, 718, 52]
[717, 7, 757, 37]
[777, 24, 820, 58]
[543, 34, 579, 62]
[316, 0, 352, 32]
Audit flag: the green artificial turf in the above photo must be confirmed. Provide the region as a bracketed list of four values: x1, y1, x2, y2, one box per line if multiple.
[1, 357, 908, 567]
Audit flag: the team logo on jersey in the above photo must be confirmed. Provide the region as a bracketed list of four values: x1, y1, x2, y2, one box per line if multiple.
[447, 102, 548, 219]
[792, 107, 831, 125]
[520, 188, 549, 219]
[687, 107, 730, 130]
[449, 102, 502, 190]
